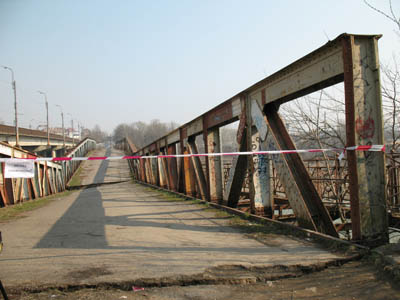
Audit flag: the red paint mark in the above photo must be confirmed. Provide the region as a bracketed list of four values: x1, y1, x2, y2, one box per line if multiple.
[355, 117, 375, 139]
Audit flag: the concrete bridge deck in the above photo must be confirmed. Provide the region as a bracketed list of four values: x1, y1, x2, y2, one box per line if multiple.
[1, 148, 399, 299]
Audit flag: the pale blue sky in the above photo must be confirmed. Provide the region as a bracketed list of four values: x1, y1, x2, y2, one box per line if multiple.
[0, 0, 399, 133]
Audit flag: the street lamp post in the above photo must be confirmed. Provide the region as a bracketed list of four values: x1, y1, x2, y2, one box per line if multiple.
[37, 90, 50, 146]
[1, 65, 19, 147]
[29, 118, 35, 129]
[77, 122, 81, 140]
[67, 113, 75, 146]
[56, 105, 65, 147]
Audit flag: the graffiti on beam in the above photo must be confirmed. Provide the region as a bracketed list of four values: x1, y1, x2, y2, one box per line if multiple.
[355, 109, 375, 139]
[251, 99, 268, 141]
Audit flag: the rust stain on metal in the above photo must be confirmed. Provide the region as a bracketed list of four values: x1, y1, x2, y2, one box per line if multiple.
[181, 128, 187, 140]
[265, 105, 338, 237]
[167, 144, 178, 191]
[342, 35, 361, 241]
[236, 110, 246, 144]
[261, 89, 266, 106]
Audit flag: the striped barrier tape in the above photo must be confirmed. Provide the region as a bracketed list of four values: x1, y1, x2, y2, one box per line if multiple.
[0, 145, 385, 163]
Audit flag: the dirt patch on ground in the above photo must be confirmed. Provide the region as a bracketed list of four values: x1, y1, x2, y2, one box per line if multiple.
[65, 266, 113, 281]
[6, 260, 400, 299]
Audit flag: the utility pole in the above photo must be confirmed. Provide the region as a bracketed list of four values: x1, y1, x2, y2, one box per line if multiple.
[56, 105, 65, 147]
[71, 119, 74, 146]
[2, 65, 19, 147]
[38, 91, 50, 146]
[66, 113, 75, 146]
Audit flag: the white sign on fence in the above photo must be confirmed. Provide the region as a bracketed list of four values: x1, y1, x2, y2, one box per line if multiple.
[4, 160, 35, 178]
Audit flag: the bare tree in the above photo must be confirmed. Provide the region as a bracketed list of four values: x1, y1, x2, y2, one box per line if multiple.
[364, 0, 400, 32]
[381, 59, 400, 150]
[282, 90, 346, 150]
[364, 0, 400, 150]
[281, 90, 348, 223]
[90, 124, 108, 143]
[113, 120, 179, 149]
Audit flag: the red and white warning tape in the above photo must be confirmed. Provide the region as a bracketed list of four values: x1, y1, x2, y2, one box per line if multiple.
[0, 145, 385, 163]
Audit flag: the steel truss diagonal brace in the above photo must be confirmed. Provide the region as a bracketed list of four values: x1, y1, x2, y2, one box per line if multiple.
[187, 137, 208, 200]
[224, 111, 248, 208]
[263, 103, 338, 237]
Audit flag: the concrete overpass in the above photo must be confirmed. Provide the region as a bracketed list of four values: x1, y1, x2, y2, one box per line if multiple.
[0, 124, 77, 157]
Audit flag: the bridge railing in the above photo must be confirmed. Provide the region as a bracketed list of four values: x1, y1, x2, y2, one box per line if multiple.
[0, 138, 96, 207]
[119, 33, 388, 245]
[115, 136, 138, 177]
[63, 138, 97, 186]
[0, 142, 64, 206]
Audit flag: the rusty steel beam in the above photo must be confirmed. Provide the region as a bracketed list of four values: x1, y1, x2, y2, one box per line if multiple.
[264, 104, 338, 237]
[167, 144, 178, 191]
[245, 97, 256, 214]
[177, 128, 186, 193]
[158, 154, 167, 189]
[342, 36, 361, 240]
[224, 135, 248, 208]
[161, 146, 171, 189]
[207, 128, 223, 203]
[342, 35, 388, 244]
[202, 118, 211, 202]
[145, 158, 153, 184]
[141, 158, 147, 183]
[183, 148, 196, 197]
[150, 157, 159, 186]
[187, 137, 208, 200]
[224, 108, 248, 208]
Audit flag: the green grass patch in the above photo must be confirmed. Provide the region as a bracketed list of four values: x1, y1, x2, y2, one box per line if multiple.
[68, 150, 96, 187]
[68, 164, 84, 187]
[0, 191, 72, 223]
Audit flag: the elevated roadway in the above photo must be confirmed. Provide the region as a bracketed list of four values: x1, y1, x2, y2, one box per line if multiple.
[0, 124, 77, 156]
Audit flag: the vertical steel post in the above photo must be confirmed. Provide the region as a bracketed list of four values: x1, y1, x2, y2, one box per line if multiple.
[167, 144, 178, 191]
[342, 35, 388, 244]
[245, 96, 256, 214]
[207, 128, 223, 203]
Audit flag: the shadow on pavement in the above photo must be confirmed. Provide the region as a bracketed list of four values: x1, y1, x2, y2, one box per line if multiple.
[35, 148, 112, 249]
